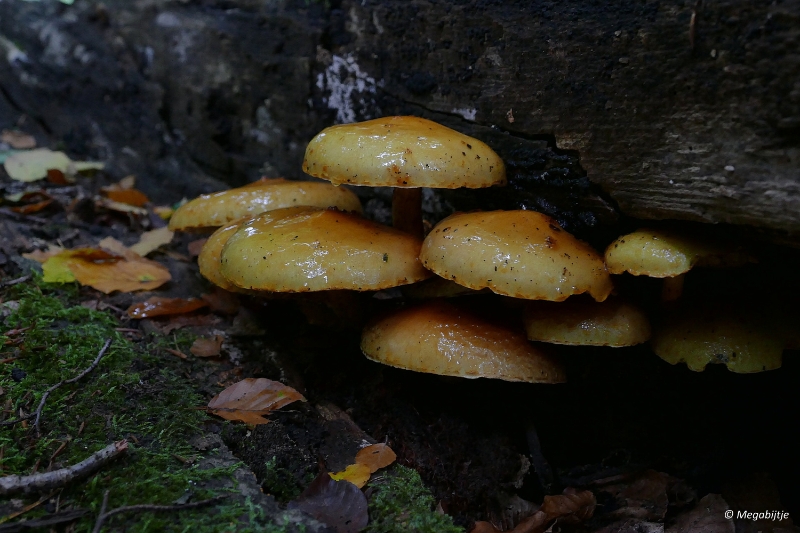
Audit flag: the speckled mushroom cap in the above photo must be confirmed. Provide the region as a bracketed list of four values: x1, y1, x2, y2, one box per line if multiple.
[651, 303, 784, 373]
[523, 297, 651, 347]
[420, 210, 613, 302]
[197, 220, 256, 294]
[168, 178, 362, 231]
[220, 206, 432, 292]
[604, 228, 752, 277]
[361, 300, 566, 383]
[302, 116, 506, 188]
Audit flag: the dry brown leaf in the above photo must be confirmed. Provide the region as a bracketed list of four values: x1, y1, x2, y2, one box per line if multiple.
[190, 335, 224, 358]
[207, 378, 306, 424]
[471, 488, 596, 533]
[103, 188, 150, 207]
[22, 245, 65, 263]
[46, 168, 72, 185]
[95, 197, 148, 216]
[158, 314, 222, 334]
[10, 199, 54, 214]
[187, 238, 207, 258]
[129, 227, 174, 257]
[1, 129, 36, 149]
[97, 236, 139, 260]
[126, 296, 208, 319]
[355, 443, 397, 473]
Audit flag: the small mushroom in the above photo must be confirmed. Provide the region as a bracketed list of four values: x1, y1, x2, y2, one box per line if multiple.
[420, 210, 613, 302]
[651, 302, 784, 373]
[169, 177, 362, 232]
[604, 228, 753, 301]
[302, 116, 506, 237]
[361, 300, 566, 383]
[522, 296, 651, 347]
[220, 206, 432, 292]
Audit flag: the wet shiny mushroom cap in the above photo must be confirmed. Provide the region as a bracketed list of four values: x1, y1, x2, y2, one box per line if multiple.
[604, 228, 752, 277]
[420, 210, 613, 302]
[220, 206, 432, 292]
[168, 178, 362, 231]
[197, 220, 257, 294]
[361, 300, 566, 383]
[302, 116, 506, 188]
[523, 297, 651, 347]
[651, 303, 784, 373]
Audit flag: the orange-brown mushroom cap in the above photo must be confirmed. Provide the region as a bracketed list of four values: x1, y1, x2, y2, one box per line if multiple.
[168, 178, 362, 231]
[220, 206, 432, 292]
[420, 210, 613, 302]
[302, 116, 506, 189]
[523, 297, 651, 347]
[361, 300, 566, 383]
[197, 220, 258, 294]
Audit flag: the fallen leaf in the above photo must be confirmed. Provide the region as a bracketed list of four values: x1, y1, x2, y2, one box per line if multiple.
[71, 161, 104, 173]
[46, 168, 72, 185]
[11, 199, 54, 214]
[130, 227, 174, 256]
[153, 205, 174, 220]
[103, 188, 150, 207]
[190, 335, 224, 358]
[97, 236, 139, 260]
[41, 248, 171, 293]
[4, 149, 71, 182]
[208, 378, 305, 424]
[471, 488, 596, 533]
[330, 463, 371, 489]
[95, 197, 148, 216]
[23, 245, 65, 263]
[187, 238, 207, 258]
[1, 130, 36, 149]
[288, 473, 368, 533]
[159, 314, 221, 334]
[355, 443, 397, 473]
[603, 470, 688, 521]
[126, 297, 208, 319]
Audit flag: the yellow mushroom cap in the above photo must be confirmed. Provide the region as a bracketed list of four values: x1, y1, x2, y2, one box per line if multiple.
[302, 116, 506, 188]
[420, 210, 613, 302]
[361, 300, 566, 383]
[523, 297, 651, 347]
[604, 228, 752, 277]
[220, 206, 432, 292]
[651, 303, 784, 373]
[168, 178, 362, 231]
[197, 220, 256, 294]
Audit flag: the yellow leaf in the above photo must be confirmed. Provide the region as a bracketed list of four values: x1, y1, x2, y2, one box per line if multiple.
[130, 227, 174, 257]
[4, 149, 71, 182]
[42, 253, 77, 283]
[330, 463, 371, 489]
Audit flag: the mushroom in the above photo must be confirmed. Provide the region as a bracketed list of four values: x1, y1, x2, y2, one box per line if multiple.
[361, 300, 565, 383]
[522, 296, 651, 347]
[420, 210, 613, 302]
[168, 177, 362, 232]
[650, 301, 785, 373]
[604, 228, 753, 301]
[220, 206, 432, 292]
[197, 219, 261, 295]
[302, 116, 506, 237]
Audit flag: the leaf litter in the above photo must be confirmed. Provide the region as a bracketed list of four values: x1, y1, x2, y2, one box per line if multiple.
[207, 378, 306, 424]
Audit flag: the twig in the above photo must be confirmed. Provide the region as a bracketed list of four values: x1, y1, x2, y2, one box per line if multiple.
[1, 338, 112, 430]
[0, 440, 128, 497]
[0, 275, 30, 289]
[0, 508, 88, 532]
[33, 338, 112, 435]
[92, 494, 227, 533]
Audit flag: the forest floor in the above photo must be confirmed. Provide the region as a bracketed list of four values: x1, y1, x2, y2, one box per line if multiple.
[1, 143, 799, 532]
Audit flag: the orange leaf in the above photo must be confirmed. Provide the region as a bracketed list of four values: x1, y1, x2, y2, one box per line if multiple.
[103, 188, 150, 207]
[10, 199, 54, 214]
[126, 296, 208, 319]
[355, 443, 396, 473]
[190, 335, 224, 358]
[330, 463, 371, 489]
[46, 168, 72, 185]
[50, 248, 172, 293]
[207, 378, 305, 425]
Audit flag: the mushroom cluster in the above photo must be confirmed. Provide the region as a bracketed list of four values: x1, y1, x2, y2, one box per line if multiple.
[173, 116, 794, 379]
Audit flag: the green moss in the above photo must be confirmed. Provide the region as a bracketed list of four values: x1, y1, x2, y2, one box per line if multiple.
[262, 456, 305, 502]
[366, 466, 463, 533]
[0, 279, 280, 531]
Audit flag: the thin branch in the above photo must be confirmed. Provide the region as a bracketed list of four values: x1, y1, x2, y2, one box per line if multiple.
[0, 440, 128, 497]
[33, 337, 112, 435]
[0, 274, 31, 289]
[92, 494, 228, 533]
[1, 338, 113, 430]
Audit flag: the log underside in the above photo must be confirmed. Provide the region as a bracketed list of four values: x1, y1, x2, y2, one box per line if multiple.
[0, 0, 797, 241]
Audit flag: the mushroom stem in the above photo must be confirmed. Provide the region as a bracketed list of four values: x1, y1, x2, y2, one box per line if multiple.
[661, 274, 685, 302]
[392, 188, 424, 238]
